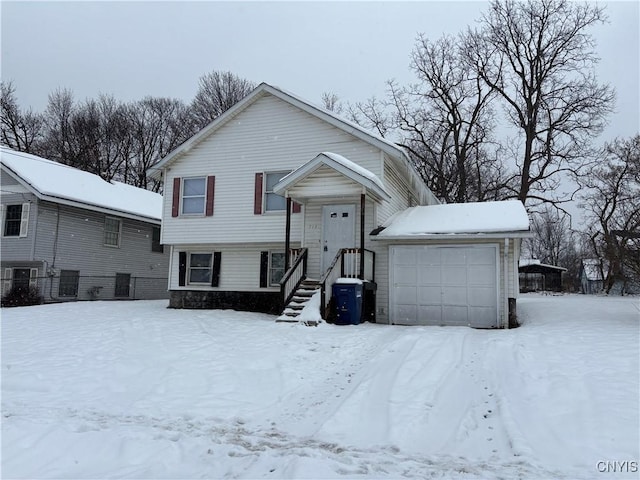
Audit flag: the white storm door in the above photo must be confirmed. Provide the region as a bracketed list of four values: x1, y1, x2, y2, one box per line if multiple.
[321, 204, 356, 273]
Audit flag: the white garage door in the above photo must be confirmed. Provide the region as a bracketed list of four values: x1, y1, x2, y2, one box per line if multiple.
[390, 245, 498, 328]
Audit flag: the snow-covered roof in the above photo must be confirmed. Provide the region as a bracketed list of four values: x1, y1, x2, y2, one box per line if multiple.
[274, 152, 390, 202]
[1, 147, 162, 223]
[519, 259, 567, 272]
[375, 200, 530, 239]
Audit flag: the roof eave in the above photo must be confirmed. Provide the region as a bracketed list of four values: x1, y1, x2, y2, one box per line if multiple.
[371, 230, 532, 241]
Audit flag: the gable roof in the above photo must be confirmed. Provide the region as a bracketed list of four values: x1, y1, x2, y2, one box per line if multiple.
[273, 152, 391, 202]
[374, 200, 531, 239]
[1, 147, 162, 223]
[147, 83, 438, 204]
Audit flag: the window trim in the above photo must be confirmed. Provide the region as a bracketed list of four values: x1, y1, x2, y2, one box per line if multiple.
[187, 252, 213, 285]
[181, 176, 207, 216]
[263, 171, 290, 213]
[58, 270, 80, 297]
[104, 216, 122, 247]
[269, 251, 286, 287]
[2, 203, 29, 237]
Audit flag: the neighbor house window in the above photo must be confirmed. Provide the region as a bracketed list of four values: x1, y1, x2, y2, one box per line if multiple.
[182, 177, 206, 214]
[3, 204, 29, 237]
[115, 273, 131, 297]
[270, 252, 286, 286]
[58, 270, 79, 297]
[104, 217, 121, 247]
[151, 226, 163, 253]
[264, 171, 289, 212]
[188, 253, 212, 284]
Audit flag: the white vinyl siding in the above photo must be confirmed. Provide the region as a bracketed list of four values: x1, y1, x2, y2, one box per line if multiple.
[161, 94, 383, 245]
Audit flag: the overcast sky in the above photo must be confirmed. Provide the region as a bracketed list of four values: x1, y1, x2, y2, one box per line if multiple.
[1, 1, 638, 142]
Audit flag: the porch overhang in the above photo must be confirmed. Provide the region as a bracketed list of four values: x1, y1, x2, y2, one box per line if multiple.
[273, 152, 391, 203]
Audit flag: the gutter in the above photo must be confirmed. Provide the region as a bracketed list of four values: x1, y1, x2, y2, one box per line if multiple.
[371, 231, 533, 241]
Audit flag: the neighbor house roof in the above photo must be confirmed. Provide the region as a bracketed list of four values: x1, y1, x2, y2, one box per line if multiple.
[147, 82, 438, 205]
[273, 152, 391, 203]
[374, 200, 531, 239]
[519, 259, 568, 273]
[0, 147, 162, 223]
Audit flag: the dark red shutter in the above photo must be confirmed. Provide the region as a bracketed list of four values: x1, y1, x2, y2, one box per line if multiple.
[292, 201, 301, 214]
[211, 252, 221, 287]
[205, 175, 215, 216]
[178, 251, 187, 286]
[254, 173, 263, 215]
[259, 251, 269, 287]
[172, 177, 181, 217]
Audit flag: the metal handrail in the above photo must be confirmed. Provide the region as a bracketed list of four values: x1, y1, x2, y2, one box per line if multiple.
[280, 248, 308, 306]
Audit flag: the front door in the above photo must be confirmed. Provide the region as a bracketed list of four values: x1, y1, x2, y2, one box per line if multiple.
[321, 204, 356, 273]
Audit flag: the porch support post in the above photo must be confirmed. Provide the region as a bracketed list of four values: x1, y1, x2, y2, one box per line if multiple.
[360, 193, 365, 279]
[285, 196, 292, 271]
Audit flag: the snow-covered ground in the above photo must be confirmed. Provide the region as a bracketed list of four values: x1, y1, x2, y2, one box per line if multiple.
[2, 294, 638, 479]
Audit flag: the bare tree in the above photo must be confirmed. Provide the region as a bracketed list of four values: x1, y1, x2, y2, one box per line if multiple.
[1, 81, 44, 152]
[465, 0, 615, 210]
[128, 97, 194, 190]
[321, 92, 343, 114]
[581, 135, 640, 294]
[191, 70, 255, 130]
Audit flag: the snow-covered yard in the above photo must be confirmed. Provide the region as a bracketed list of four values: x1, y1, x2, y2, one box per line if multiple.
[2, 294, 638, 479]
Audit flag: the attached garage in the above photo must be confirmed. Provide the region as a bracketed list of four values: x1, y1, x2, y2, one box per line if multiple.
[390, 245, 498, 327]
[373, 201, 531, 328]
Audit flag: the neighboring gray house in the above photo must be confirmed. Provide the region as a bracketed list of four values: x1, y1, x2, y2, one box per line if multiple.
[149, 83, 530, 328]
[0, 147, 169, 302]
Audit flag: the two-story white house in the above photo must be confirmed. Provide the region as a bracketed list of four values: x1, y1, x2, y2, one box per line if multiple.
[149, 83, 529, 328]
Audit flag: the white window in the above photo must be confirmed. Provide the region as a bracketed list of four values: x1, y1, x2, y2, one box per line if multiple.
[104, 217, 122, 247]
[270, 252, 286, 286]
[2, 203, 29, 237]
[189, 253, 212, 284]
[182, 177, 206, 214]
[264, 172, 289, 212]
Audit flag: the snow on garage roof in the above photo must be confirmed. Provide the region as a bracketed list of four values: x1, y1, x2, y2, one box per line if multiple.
[1, 147, 162, 222]
[376, 200, 530, 238]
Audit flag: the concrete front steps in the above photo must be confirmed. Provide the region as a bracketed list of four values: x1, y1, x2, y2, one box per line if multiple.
[276, 279, 321, 325]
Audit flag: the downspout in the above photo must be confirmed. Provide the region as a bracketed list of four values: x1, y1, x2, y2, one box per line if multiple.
[359, 192, 365, 279]
[504, 237, 510, 329]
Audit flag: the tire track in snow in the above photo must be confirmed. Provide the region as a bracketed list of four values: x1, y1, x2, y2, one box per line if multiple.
[2, 404, 565, 479]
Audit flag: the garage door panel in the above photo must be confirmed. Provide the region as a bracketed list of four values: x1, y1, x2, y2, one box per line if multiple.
[418, 266, 441, 284]
[467, 264, 494, 284]
[442, 305, 469, 325]
[418, 305, 442, 324]
[441, 248, 466, 264]
[418, 285, 441, 301]
[468, 306, 496, 328]
[442, 286, 467, 305]
[394, 304, 418, 324]
[395, 285, 417, 304]
[391, 245, 498, 328]
[468, 286, 496, 307]
[442, 266, 467, 285]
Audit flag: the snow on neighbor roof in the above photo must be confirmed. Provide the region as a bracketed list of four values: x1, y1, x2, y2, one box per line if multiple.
[519, 259, 568, 272]
[376, 200, 530, 238]
[0, 147, 162, 222]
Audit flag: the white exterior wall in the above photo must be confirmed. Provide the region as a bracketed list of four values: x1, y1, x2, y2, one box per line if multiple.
[162, 94, 384, 246]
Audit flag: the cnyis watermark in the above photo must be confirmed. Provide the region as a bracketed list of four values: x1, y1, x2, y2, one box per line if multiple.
[596, 461, 638, 473]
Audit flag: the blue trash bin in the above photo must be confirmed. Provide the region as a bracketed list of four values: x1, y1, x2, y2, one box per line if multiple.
[332, 281, 363, 325]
